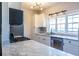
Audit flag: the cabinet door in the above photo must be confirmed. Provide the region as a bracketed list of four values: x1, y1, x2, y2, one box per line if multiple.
[32, 34, 40, 42]
[39, 36, 50, 46]
[63, 39, 79, 47]
[35, 14, 46, 27]
[35, 14, 43, 27]
[63, 44, 79, 56]
[33, 34, 50, 46]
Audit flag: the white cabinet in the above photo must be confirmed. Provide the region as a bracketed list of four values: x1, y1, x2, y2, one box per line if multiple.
[33, 34, 50, 46]
[63, 44, 79, 56]
[63, 39, 79, 47]
[63, 39, 79, 55]
[34, 13, 46, 27]
[38, 35, 50, 46]
[32, 34, 40, 42]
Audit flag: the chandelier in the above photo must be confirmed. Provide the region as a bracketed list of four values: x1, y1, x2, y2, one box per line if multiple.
[30, 2, 43, 10]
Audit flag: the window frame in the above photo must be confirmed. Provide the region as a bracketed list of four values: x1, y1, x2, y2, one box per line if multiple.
[47, 11, 79, 36]
[67, 14, 79, 33]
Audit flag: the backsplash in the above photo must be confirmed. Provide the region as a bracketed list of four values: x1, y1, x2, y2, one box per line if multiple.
[10, 24, 24, 36]
[35, 27, 47, 33]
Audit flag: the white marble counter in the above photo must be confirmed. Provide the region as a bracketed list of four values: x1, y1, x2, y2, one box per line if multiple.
[2, 40, 73, 56]
[35, 33, 78, 40]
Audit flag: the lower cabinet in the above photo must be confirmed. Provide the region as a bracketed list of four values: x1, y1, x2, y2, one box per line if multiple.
[33, 34, 79, 55]
[33, 34, 40, 42]
[33, 34, 50, 46]
[63, 39, 79, 56]
[38, 36, 50, 46]
[63, 44, 79, 56]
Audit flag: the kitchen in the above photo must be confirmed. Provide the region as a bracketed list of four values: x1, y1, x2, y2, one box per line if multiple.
[1, 2, 79, 56]
[32, 2, 79, 56]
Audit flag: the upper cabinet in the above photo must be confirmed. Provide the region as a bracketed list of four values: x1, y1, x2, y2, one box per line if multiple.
[34, 13, 46, 27]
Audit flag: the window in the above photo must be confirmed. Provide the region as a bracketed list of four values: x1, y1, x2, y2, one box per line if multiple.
[47, 11, 79, 35]
[57, 16, 65, 32]
[68, 14, 79, 33]
[48, 17, 56, 32]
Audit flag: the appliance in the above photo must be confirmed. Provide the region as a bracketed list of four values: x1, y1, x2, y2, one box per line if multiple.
[51, 37, 63, 50]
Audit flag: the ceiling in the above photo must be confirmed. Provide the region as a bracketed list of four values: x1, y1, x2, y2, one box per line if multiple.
[22, 2, 56, 11]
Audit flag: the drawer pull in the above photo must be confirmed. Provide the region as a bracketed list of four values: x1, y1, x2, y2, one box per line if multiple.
[43, 39, 45, 40]
[69, 41, 71, 43]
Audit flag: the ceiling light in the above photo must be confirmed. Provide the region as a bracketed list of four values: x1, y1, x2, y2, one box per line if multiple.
[31, 6, 33, 9]
[40, 8, 43, 10]
[30, 2, 43, 10]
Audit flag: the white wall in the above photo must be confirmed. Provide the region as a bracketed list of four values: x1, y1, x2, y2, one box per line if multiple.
[21, 4, 35, 39]
[23, 9, 34, 39]
[2, 2, 9, 47]
[8, 2, 22, 10]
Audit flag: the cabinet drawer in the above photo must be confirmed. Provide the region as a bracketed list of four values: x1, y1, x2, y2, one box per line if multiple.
[39, 36, 50, 46]
[63, 44, 79, 55]
[33, 34, 51, 46]
[63, 39, 79, 47]
[33, 35, 40, 42]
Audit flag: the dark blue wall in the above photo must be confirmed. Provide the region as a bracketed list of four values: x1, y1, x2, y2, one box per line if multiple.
[9, 8, 23, 25]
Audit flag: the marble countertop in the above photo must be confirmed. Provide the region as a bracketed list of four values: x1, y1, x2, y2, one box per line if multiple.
[35, 33, 78, 40]
[2, 40, 73, 56]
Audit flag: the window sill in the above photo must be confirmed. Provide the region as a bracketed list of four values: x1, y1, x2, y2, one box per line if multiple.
[48, 31, 78, 40]
[48, 31, 78, 37]
[51, 34, 78, 40]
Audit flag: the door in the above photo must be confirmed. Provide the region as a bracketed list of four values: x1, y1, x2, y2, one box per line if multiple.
[0, 2, 2, 56]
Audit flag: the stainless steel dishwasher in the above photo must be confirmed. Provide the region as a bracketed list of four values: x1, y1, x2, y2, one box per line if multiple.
[51, 37, 63, 50]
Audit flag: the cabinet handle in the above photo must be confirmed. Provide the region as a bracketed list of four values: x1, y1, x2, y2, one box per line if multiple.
[69, 41, 71, 43]
[43, 39, 45, 40]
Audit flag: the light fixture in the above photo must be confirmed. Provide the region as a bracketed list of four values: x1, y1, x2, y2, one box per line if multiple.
[40, 8, 43, 10]
[30, 2, 43, 10]
[49, 10, 67, 16]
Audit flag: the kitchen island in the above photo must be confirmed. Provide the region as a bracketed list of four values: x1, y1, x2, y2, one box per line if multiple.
[2, 40, 73, 56]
